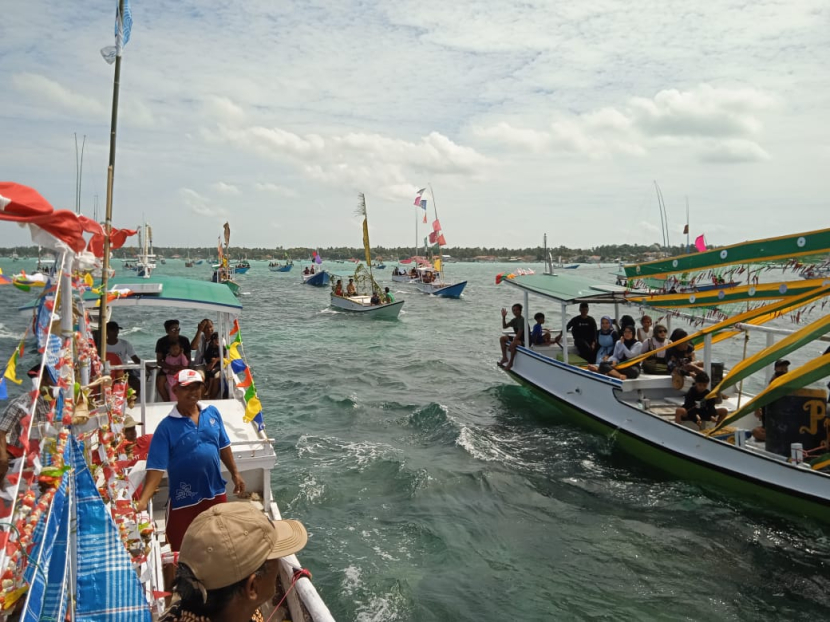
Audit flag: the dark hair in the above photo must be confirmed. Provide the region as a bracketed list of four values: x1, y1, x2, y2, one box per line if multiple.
[534, 312, 545, 321]
[164, 319, 180, 331]
[512, 303, 523, 311]
[579, 302, 589, 310]
[619, 315, 635, 330]
[694, 371, 710, 384]
[172, 562, 269, 616]
[669, 328, 687, 341]
[622, 325, 635, 336]
[210, 332, 219, 340]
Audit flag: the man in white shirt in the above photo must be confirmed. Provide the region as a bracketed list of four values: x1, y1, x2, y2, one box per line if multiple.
[106, 321, 142, 396]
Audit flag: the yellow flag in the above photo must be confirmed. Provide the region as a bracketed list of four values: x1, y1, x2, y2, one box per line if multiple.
[244, 396, 262, 423]
[228, 342, 242, 361]
[434, 258, 442, 272]
[362, 218, 372, 265]
[84, 273, 94, 287]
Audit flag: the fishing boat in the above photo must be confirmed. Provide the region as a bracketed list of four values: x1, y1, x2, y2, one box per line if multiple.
[234, 259, 251, 274]
[392, 257, 429, 282]
[301, 269, 330, 286]
[497, 227, 830, 522]
[329, 195, 404, 319]
[269, 252, 294, 272]
[134, 222, 156, 278]
[211, 222, 241, 296]
[410, 186, 467, 298]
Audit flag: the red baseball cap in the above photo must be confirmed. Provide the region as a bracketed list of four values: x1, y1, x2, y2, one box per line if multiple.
[174, 369, 204, 386]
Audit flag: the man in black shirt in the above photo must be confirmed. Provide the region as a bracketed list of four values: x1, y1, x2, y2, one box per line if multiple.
[554, 302, 597, 362]
[499, 303, 525, 371]
[155, 319, 192, 401]
[675, 371, 727, 429]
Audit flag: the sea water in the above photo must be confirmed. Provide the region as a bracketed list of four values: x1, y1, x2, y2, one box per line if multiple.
[1, 259, 828, 621]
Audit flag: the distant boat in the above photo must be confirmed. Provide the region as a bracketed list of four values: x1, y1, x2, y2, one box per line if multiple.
[211, 222, 241, 296]
[410, 186, 467, 298]
[329, 194, 404, 319]
[134, 222, 156, 278]
[301, 267, 330, 286]
[234, 260, 251, 274]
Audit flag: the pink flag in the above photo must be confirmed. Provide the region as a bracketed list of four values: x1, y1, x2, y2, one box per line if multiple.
[694, 235, 706, 253]
[428, 231, 437, 244]
[437, 234, 446, 246]
[413, 188, 426, 206]
[432, 219, 441, 232]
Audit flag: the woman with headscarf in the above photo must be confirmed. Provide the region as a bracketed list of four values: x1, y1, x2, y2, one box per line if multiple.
[640, 323, 672, 374]
[607, 325, 643, 379]
[594, 316, 619, 364]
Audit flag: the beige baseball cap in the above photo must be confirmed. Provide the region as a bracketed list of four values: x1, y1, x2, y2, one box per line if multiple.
[178, 503, 308, 590]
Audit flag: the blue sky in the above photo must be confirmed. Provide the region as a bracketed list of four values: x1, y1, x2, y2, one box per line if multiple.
[1, 0, 828, 249]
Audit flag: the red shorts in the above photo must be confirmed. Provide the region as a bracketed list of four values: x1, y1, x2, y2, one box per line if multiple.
[165, 494, 227, 552]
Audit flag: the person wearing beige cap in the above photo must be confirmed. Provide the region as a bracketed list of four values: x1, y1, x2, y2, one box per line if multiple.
[136, 369, 245, 551]
[159, 502, 308, 622]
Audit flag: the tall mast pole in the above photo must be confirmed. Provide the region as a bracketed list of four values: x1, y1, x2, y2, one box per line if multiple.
[685, 197, 690, 254]
[98, 0, 126, 360]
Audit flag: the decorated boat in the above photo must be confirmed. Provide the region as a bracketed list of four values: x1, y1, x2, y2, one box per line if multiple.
[211, 222, 241, 296]
[301, 268, 330, 286]
[269, 252, 294, 272]
[410, 186, 467, 298]
[234, 259, 251, 274]
[497, 227, 830, 522]
[0, 182, 334, 620]
[329, 195, 404, 319]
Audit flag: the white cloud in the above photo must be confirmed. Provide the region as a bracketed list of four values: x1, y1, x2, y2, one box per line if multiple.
[255, 183, 298, 198]
[180, 188, 228, 218]
[11, 72, 106, 117]
[212, 182, 241, 195]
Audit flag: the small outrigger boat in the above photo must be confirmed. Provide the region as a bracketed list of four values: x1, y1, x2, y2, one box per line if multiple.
[234, 259, 251, 274]
[269, 253, 294, 272]
[410, 186, 467, 298]
[498, 227, 830, 522]
[301, 267, 330, 286]
[329, 195, 404, 319]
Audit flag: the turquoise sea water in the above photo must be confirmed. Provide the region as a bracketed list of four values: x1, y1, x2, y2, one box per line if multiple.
[1, 259, 829, 621]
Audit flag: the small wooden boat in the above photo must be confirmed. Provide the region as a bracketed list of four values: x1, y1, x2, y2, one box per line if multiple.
[301, 269, 330, 286]
[234, 260, 251, 274]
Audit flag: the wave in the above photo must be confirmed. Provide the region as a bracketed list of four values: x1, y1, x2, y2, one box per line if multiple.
[0, 324, 24, 340]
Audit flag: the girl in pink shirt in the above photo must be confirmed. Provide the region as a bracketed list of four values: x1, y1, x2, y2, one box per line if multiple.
[164, 343, 189, 402]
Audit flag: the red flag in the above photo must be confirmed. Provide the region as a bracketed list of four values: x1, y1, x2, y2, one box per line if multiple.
[413, 188, 426, 206]
[0, 182, 88, 251]
[437, 234, 446, 246]
[423, 213, 427, 224]
[229, 318, 240, 336]
[428, 231, 437, 244]
[432, 219, 441, 232]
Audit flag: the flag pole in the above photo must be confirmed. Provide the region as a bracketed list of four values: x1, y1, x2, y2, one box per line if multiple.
[98, 0, 126, 361]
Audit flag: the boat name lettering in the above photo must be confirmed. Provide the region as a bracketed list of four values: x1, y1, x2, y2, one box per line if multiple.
[798, 400, 827, 436]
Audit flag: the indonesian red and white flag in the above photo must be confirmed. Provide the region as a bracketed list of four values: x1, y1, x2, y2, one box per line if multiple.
[413, 188, 426, 206]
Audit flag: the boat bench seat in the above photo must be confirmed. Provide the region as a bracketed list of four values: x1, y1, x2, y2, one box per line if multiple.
[619, 375, 676, 392]
[530, 343, 589, 365]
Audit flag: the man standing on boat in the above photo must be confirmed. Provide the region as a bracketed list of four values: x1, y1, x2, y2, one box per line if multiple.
[105, 321, 142, 397]
[135, 369, 246, 551]
[499, 303, 526, 371]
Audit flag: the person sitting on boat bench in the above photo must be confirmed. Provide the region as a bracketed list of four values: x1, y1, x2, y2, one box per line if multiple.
[334, 279, 344, 296]
[640, 324, 672, 374]
[106, 320, 142, 397]
[499, 303, 526, 370]
[752, 359, 790, 442]
[384, 287, 394, 303]
[552, 302, 597, 362]
[303, 266, 310, 275]
[675, 371, 727, 429]
[530, 313, 551, 346]
[347, 278, 357, 296]
[370, 291, 381, 305]
[155, 319, 192, 401]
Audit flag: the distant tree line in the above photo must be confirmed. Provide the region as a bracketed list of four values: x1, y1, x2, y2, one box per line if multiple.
[1, 243, 692, 263]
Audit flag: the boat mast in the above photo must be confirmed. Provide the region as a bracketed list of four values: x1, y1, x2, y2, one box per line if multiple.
[685, 197, 690, 254]
[98, 0, 127, 360]
[428, 184, 443, 278]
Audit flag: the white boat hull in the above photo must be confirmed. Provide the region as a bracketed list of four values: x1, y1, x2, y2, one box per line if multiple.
[391, 274, 414, 283]
[330, 294, 404, 319]
[507, 346, 830, 519]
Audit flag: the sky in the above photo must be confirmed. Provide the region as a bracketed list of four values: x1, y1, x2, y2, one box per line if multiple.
[1, 0, 828, 250]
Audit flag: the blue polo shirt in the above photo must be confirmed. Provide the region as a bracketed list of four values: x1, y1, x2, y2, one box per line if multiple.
[146, 404, 231, 510]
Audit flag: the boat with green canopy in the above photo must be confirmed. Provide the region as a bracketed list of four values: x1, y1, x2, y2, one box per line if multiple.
[496, 228, 830, 522]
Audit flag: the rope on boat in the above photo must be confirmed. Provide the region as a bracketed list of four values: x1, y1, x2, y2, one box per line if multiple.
[266, 567, 313, 622]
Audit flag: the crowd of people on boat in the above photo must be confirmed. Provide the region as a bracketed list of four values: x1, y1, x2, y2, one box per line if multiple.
[332, 278, 395, 305]
[303, 265, 317, 275]
[498, 302, 707, 386]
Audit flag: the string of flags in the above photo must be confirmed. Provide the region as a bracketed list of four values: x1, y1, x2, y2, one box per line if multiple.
[225, 319, 265, 431]
[413, 188, 428, 223]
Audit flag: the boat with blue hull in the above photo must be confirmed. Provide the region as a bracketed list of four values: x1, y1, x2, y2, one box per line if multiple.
[270, 262, 293, 272]
[302, 270, 330, 286]
[415, 278, 467, 298]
